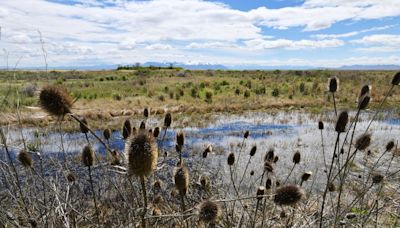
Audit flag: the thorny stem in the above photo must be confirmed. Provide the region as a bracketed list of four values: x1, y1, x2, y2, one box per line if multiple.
[140, 176, 148, 228]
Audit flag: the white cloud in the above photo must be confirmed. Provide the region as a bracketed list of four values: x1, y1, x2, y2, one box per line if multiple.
[353, 34, 400, 47]
[244, 38, 344, 50]
[145, 43, 172, 50]
[313, 25, 396, 39]
[186, 42, 238, 49]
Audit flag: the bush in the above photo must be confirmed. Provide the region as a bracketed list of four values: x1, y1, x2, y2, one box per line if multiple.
[20, 83, 37, 97]
[205, 91, 213, 103]
[272, 88, 279, 97]
[244, 90, 250, 98]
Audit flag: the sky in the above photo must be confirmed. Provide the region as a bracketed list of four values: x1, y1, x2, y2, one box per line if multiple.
[0, 0, 400, 69]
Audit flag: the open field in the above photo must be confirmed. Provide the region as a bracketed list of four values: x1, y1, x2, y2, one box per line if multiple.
[0, 70, 400, 227]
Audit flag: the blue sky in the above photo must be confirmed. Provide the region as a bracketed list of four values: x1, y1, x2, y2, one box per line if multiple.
[0, 0, 400, 68]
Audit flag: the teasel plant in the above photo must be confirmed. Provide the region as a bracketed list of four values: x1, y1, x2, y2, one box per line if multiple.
[234, 130, 249, 177]
[283, 151, 301, 184]
[328, 76, 339, 116]
[238, 145, 256, 189]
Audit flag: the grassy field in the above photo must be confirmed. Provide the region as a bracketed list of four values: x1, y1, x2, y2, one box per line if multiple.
[1, 69, 399, 129]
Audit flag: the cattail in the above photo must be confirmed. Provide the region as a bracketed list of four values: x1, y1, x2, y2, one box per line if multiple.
[358, 94, 370, 110]
[244, 130, 250, 139]
[391, 72, 400, 85]
[125, 130, 158, 177]
[164, 113, 172, 128]
[256, 186, 266, 200]
[139, 121, 146, 129]
[122, 119, 131, 140]
[227, 153, 235, 166]
[264, 161, 274, 172]
[355, 134, 371, 151]
[103, 128, 111, 140]
[335, 111, 349, 133]
[79, 118, 89, 134]
[174, 166, 189, 195]
[301, 172, 312, 182]
[81, 145, 95, 167]
[39, 85, 73, 117]
[328, 77, 338, 92]
[153, 127, 160, 138]
[265, 178, 272, 190]
[144, 108, 149, 118]
[67, 172, 76, 182]
[250, 145, 257, 156]
[372, 173, 384, 184]
[386, 140, 395, 151]
[176, 131, 185, 147]
[265, 148, 274, 162]
[18, 149, 32, 168]
[318, 121, 324, 130]
[199, 200, 221, 224]
[274, 184, 304, 206]
[293, 151, 301, 164]
[359, 85, 371, 98]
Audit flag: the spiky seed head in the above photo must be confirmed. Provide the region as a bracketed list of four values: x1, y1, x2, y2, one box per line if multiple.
[244, 130, 250, 139]
[18, 149, 32, 168]
[372, 173, 384, 184]
[328, 77, 338, 92]
[359, 84, 371, 98]
[335, 111, 349, 133]
[293, 151, 301, 164]
[81, 145, 95, 167]
[79, 118, 89, 134]
[227, 153, 235, 166]
[199, 200, 221, 224]
[153, 180, 163, 189]
[318, 121, 324, 130]
[301, 172, 312, 182]
[122, 119, 132, 140]
[103, 128, 111, 140]
[273, 156, 279, 163]
[274, 184, 304, 206]
[346, 213, 357, 219]
[265, 178, 272, 189]
[125, 130, 158, 177]
[200, 175, 209, 189]
[358, 94, 370, 110]
[67, 172, 76, 182]
[39, 85, 73, 117]
[153, 195, 164, 204]
[153, 127, 160, 138]
[205, 144, 212, 153]
[250, 170, 255, 176]
[176, 131, 184, 147]
[386, 140, 395, 151]
[250, 145, 257, 156]
[355, 134, 371, 151]
[144, 108, 149, 118]
[391, 72, 400, 85]
[256, 186, 265, 200]
[265, 148, 274, 162]
[153, 207, 162, 216]
[164, 113, 172, 128]
[264, 161, 274, 172]
[174, 166, 189, 195]
[139, 121, 146, 129]
[328, 183, 336, 192]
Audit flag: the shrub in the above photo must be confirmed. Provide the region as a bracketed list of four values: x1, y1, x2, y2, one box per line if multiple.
[272, 88, 279, 97]
[244, 90, 250, 98]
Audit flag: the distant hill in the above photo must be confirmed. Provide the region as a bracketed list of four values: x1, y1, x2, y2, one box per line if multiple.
[337, 65, 400, 70]
[142, 62, 228, 70]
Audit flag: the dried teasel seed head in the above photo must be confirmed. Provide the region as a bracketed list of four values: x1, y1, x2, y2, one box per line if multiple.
[176, 131, 185, 147]
[335, 111, 349, 133]
[144, 108, 149, 118]
[153, 180, 163, 189]
[122, 119, 132, 140]
[153, 127, 160, 138]
[265, 178, 272, 190]
[250, 145, 257, 156]
[81, 145, 95, 167]
[318, 121, 324, 130]
[372, 173, 384, 184]
[174, 166, 189, 196]
[293, 151, 301, 164]
[328, 183, 336, 192]
[301, 172, 312, 182]
[164, 113, 172, 128]
[386, 140, 395, 151]
[153, 194, 164, 204]
[204, 144, 212, 153]
[358, 94, 370, 110]
[79, 118, 89, 134]
[359, 84, 371, 98]
[328, 77, 338, 93]
[346, 213, 357, 219]
[39, 85, 73, 117]
[273, 155, 279, 163]
[274, 184, 304, 206]
[355, 133, 371, 151]
[200, 175, 210, 189]
[227, 153, 235, 166]
[125, 130, 158, 177]
[139, 121, 146, 130]
[264, 161, 274, 172]
[250, 170, 255, 176]
[103, 128, 111, 140]
[265, 148, 274, 162]
[244, 130, 250, 139]
[153, 207, 162, 216]
[391, 71, 400, 85]
[18, 149, 32, 168]
[199, 200, 221, 224]
[67, 172, 76, 182]
[256, 186, 266, 200]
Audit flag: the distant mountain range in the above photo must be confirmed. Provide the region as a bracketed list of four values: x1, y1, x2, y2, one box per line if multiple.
[2, 63, 400, 71]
